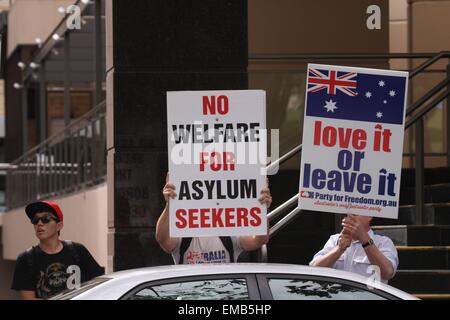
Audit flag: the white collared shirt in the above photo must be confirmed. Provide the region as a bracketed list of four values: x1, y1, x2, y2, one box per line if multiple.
[309, 230, 399, 283]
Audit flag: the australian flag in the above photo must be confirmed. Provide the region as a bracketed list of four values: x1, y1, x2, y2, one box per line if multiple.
[305, 65, 408, 125]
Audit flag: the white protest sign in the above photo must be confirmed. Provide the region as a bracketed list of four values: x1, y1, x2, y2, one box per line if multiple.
[298, 64, 408, 219]
[167, 90, 267, 237]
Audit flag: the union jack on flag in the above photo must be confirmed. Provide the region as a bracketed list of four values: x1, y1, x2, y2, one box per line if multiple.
[306, 64, 408, 125]
[308, 68, 358, 96]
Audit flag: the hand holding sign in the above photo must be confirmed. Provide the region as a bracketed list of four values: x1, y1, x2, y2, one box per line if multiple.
[258, 179, 272, 208]
[341, 215, 370, 243]
[338, 233, 352, 253]
[163, 172, 177, 204]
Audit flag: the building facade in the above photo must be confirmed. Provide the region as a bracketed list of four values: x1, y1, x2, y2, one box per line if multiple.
[0, 0, 449, 299]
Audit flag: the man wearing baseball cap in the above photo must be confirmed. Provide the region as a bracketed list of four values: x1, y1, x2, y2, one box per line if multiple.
[11, 201, 104, 299]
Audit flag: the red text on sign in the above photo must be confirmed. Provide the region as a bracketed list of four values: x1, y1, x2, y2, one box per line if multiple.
[373, 124, 392, 152]
[199, 152, 235, 172]
[313, 120, 367, 150]
[175, 207, 262, 228]
[202, 95, 229, 115]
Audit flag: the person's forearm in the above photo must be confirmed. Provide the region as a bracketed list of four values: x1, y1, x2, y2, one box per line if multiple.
[239, 234, 269, 251]
[254, 234, 269, 247]
[312, 246, 343, 268]
[256, 224, 269, 247]
[155, 204, 176, 252]
[364, 246, 395, 280]
[239, 223, 269, 251]
[156, 204, 169, 237]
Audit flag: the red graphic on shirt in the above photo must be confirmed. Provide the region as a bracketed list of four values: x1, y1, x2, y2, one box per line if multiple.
[186, 251, 202, 264]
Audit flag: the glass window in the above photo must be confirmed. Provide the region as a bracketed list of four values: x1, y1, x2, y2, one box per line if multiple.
[268, 278, 386, 300]
[129, 278, 249, 300]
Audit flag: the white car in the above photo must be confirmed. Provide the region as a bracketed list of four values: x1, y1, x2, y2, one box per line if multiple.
[51, 263, 418, 300]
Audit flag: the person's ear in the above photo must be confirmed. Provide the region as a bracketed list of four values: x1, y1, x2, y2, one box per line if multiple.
[57, 221, 64, 232]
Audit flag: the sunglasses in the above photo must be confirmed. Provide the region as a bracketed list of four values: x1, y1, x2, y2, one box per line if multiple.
[31, 214, 57, 225]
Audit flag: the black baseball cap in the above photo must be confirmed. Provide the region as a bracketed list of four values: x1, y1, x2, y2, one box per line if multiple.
[25, 201, 64, 222]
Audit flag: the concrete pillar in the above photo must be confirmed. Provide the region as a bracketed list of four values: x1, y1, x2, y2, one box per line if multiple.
[105, 0, 248, 271]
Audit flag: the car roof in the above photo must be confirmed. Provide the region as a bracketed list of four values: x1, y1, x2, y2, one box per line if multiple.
[76, 263, 417, 300]
[105, 263, 370, 281]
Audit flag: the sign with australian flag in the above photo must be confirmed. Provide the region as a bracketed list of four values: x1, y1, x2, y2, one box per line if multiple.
[298, 64, 408, 219]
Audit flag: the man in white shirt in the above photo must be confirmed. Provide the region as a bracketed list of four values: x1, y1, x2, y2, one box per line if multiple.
[156, 173, 272, 264]
[310, 214, 398, 283]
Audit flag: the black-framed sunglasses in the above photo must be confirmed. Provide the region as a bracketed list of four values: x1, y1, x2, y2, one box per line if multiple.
[31, 214, 57, 225]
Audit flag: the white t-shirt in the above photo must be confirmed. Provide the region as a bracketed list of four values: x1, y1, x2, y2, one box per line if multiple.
[171, 237, 243, 264]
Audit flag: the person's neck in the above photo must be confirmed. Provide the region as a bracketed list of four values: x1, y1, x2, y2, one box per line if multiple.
[39, 238, 62, 254]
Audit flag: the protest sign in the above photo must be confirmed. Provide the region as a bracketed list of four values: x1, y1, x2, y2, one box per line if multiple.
[299, 64, 408, 219]
[167, 90, 267, 236]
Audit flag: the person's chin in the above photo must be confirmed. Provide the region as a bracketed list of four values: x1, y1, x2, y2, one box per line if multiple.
[36, 231, 48, 240]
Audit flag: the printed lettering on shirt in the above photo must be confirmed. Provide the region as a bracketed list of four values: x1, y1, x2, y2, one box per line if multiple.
[185, 250, 227, 264]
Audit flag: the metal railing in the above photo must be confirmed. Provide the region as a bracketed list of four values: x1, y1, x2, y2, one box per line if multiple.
[6, 101, 106, 209]
[5, 52, 450, 261]
[259, 51, 450, 262]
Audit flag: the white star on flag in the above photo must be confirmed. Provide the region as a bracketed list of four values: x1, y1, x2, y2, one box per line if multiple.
[323, 99, 337, 112]
[389, 90, 396, 97]
[378, 80, 385, 87]
[383, 100, 387, 104]
[376, 112, 383, 118]
[365, 91, 372, 98]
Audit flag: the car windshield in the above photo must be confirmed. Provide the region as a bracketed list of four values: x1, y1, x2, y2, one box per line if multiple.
[49, 277, 110, 300]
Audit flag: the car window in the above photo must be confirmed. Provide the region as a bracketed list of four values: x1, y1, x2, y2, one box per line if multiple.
[268, 278, 386, 300]
[129, 278, 249, 300]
